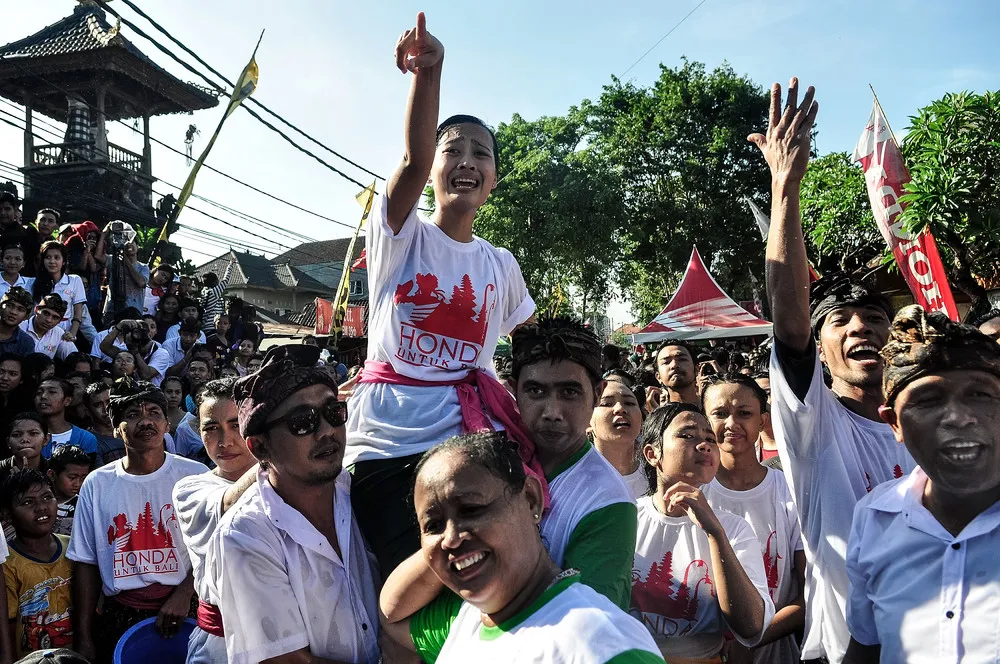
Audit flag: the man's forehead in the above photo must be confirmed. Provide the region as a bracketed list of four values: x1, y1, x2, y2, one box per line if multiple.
[519, 359, 590, 385]
[267, 383, 337, 417]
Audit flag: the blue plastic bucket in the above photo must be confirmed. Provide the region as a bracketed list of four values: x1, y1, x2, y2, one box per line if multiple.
[113, 616, 196, 664]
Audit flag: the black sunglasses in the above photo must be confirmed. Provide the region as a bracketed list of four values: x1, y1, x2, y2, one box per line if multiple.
[264, 399, 348, 436]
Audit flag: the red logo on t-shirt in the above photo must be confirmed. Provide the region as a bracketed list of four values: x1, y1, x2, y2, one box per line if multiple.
[893, 464, 903, 479]
[393, 272, 496, 370]
[763, 530, 781, 599]
[631, 552, 714, 636]
[107, 502, 180, 578]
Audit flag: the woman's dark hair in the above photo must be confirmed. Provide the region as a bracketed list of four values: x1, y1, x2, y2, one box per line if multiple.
[436, 115, 499, 169]
[700, 372, 769, 413]
[641, 402, 703, 493]
[49, 444, 93, 473]
[32, 240, 68, 301]
[203, 272, 219, 288]
[62, 351, 93, 375]
[0, 468, 52, 513]
[8, 411, 48, 437]
[413, 432, 526, 503]
[160, 375, 186, 396]
[196, 377, 236, 409]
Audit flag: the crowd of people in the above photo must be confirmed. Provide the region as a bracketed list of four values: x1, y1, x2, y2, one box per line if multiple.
[0, 11, 993, 664]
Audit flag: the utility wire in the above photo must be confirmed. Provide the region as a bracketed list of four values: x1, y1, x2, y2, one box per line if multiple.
[0, 57, 357, 231]
[103, 0, 386, 182]
[620, 0, 709, 77]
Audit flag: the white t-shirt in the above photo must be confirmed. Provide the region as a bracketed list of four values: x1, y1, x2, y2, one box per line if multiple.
[19, 317, 76, 359]
[49, 273, 86, 317]
[164, 324, 206, 343]
[143, 287, 160, 316]
[173, 471, 231, 664]
[211, 469, 380, 664]
[847, 468, 1000, 664]
[769, 343, 915, 662]
[623, 465, 649, 500]
[66, 453, 206, 597]
[703, 469, 804, 664]
[48, 430, 72, 448]
[345, 194, 534, 465]
[412, 576, 665, 664]
[630, 495, 775, 659]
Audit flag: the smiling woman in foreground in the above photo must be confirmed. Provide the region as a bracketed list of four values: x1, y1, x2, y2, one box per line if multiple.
[379, 432, 664, 663]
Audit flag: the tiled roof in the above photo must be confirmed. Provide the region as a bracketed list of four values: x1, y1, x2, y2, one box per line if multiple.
[194, 251, 330, 294]
[272, 237, 366, 268]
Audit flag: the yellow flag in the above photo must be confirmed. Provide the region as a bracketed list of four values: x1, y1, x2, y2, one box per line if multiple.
[158, 36, 262, 244]
[332, 182, 377, 336]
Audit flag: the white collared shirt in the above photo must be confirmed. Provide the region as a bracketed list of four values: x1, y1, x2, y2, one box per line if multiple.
[211, 469, 380, 664]
[847, 467, 1000, 664]
[0, 274, 33, 299]
[19, 316, 75, 359]
[164, 323, 206, 343]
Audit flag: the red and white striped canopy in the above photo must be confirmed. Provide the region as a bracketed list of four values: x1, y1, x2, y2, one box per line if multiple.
[630, 247, 772, 343]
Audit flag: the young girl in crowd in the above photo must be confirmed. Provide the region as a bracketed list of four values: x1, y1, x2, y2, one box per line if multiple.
[700, 374, 805, 664]
[32, 241, 86, 342]
[347, 12, 536, 576]
[591, 375, 647, 499]
[0, 245, 30, 299]
[162, 376, 188, 435]
[381, 433, 664, 663]
[632, 403, 774, 663]
[154, 294, 180, 343]
[230, 339, 256, 377]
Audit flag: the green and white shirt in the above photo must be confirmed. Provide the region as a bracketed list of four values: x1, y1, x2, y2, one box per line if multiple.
[411, 576, 665, 663]
[540, 442, 638, 609]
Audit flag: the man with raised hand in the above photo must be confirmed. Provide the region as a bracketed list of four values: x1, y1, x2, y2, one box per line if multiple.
[749, 78, 915, 663]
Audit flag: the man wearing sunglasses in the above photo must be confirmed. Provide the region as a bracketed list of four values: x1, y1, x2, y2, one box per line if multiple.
[212, 344, 380, 664]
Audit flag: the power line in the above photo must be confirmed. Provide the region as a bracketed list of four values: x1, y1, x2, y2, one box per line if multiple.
[91, 0, 379, 191]
[620, 0, 709, 77]
[104, 0, 386, 183]
[0, 57, 358, 231]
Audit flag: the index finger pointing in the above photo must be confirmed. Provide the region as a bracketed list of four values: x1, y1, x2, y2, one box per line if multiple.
[416, 11, 426, 40]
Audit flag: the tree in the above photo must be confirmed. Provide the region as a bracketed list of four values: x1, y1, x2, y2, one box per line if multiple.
[899, 90, 1000, 311]
[799, 152, 886, 273]
[474, 114, 623, 317]
[578, 59, 772, 322]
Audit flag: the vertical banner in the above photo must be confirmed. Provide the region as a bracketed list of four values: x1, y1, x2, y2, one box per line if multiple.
[315, 297, 333, 336]
[853, 100, 959, 320]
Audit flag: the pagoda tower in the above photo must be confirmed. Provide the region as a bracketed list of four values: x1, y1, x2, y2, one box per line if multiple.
[0, 0, 218, 227]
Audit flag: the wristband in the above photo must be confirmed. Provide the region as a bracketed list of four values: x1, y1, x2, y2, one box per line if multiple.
[71, 318, 82, 324]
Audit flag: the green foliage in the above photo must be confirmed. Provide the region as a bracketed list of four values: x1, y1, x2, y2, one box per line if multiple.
[799, 152, 886, 272]
[899, 90, 1000, 306]
[577, 59, 771, 322]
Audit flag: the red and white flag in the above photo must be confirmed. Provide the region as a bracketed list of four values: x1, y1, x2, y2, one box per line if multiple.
[315, 297, 334, 336]
[853, 100, 958, 320]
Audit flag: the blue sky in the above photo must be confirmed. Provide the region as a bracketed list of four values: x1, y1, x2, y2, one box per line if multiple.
[2, 0, 998, 321]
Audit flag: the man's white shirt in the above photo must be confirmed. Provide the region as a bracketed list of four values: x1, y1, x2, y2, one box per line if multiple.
[20, 316, 76, 359]
[210, 469, 380, 664]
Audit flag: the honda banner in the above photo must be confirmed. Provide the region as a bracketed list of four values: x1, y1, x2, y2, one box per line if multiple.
[853, 101, 959, 320]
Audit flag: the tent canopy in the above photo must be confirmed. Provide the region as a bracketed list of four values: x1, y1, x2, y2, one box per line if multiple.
[630, 247, 772, 344]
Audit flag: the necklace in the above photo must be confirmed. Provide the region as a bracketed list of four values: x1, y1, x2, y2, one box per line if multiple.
[547, 568, 580, 589]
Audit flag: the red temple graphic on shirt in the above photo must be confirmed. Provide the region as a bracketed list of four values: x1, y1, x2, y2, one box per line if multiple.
[631, 552, 714, 636]
[763, 530, 781, 599]
[393, 272, 497, 369]
[107, 502, 180, 579]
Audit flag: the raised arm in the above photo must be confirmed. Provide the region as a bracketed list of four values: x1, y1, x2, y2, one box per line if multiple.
[385, 12, 444, 233]
[749, 78, 818, 353]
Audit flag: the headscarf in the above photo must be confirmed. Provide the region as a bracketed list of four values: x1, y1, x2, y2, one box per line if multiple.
[881, 305, 1000, 406]
[809, 271, 893, 338]
[234, 344, 339, 437]
[511, 316, 602, 383]
[108, 377, 169, 425]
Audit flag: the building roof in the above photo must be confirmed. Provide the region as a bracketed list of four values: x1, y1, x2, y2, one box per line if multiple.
[195, 250, 330, 294]
[0, 2, 218, 121]
[272, 236, 366, 268]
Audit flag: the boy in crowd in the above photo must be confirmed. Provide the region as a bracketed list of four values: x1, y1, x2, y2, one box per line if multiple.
[164, 319, 203, 376]
[83, 382, 125, 464]
[845, 307, 1000, 663]
[653, 340, 699, 406]
[63, 371, 92, 429]
[34, 379, 98, 463]
[68, 378, 205, 662]
[172, 378, 257, 662]
[47, 445, 92, 537]
[99, 318, 172, 387]
[199, 262, 232, 336]
[750, 78, 915, 662]
[0, 287, 36, 358]
[20, 295, 76, 361]
[165, 300, 206, 342]
[2, 468, 73, 659]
